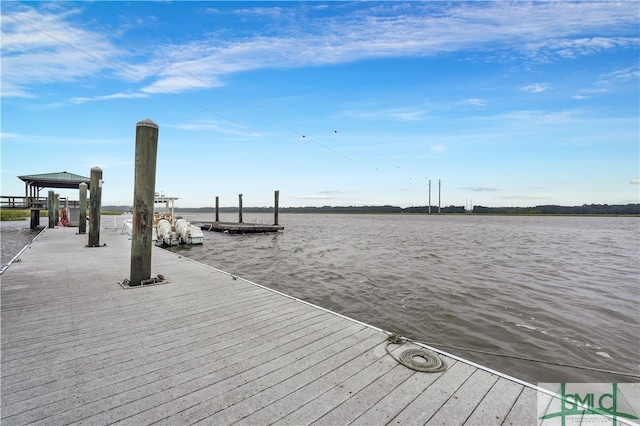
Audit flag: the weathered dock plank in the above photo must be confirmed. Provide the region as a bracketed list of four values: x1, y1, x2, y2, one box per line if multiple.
[1, 226, 572, 425]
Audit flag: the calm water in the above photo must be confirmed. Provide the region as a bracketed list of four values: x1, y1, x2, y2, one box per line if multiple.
[2, 213, 639, 384]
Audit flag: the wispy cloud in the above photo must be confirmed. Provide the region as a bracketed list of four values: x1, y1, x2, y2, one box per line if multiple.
[169, 119, 263, 137]
[527, 37, 638, 62]
[520, 83, 551, 93]
[460, 98, 486, 107]
[0, 132, 24, 139]
[573, 65, 639, 99]
[301, 194, 335, 200]
[605, 66, 640, 82]
[342, 107, 428, 122]
[500, 195, 548, 200]
[431, 144, 446, 153]
[2, 2, 637, 99]
[71, 92, 149, 103]
[460, 187, 501, 192]
[630, 179, 640, 185]
[1, 5, 124, 97]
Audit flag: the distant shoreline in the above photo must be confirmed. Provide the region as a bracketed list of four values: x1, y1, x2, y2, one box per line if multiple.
[101, 203, 640, 216]
[3, 204, 638, 221]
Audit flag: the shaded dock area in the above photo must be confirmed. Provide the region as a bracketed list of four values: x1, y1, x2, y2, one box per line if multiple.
[2, 226, 619, 425]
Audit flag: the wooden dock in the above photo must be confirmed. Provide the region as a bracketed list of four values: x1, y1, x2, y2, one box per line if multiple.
[0, 226, 621, 425]
[200, 221, 284, 234]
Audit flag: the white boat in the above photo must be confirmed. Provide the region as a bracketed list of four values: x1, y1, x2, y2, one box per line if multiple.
[157, 216, 179, 247]
[122, 217, 159, 245]
[121, 194, 204, 247]
[175, 217, 205, 245]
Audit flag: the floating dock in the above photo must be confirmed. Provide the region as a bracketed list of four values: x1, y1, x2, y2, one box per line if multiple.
[1, 226, 626, 425]
[200, 221, 284, 234]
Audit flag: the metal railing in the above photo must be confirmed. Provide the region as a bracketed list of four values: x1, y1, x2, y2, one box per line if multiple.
[0, 196, 79, 210]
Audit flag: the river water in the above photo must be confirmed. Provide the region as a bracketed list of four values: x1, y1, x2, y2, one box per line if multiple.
[2, 213, 638, 384]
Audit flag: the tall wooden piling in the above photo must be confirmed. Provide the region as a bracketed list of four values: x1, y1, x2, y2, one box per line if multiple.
[79, 182, 88, 234]
[47, 190, 55, 228]
[130, 119, 159, 286]
[274, 190, 279, 225]
[215, 196, 219, 222]
[88, 167, 103, 247]
[54, 194, 60, 225]
[238, 193, 243, 223]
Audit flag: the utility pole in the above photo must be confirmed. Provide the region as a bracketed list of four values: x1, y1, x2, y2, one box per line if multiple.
[428, 179, 432, 214]
[438, 179, 441, 214]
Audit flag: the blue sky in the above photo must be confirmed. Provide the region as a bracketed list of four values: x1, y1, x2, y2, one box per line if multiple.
[2, 1, 638, 208]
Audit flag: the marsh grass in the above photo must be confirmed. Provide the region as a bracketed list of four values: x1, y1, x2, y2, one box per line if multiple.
[1, 209, 121, 221]
[1, 210, 31, 221]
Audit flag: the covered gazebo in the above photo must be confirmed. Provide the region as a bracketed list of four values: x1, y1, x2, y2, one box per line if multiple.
[17, 171, 91, 228]
[18, 171, 91, 199]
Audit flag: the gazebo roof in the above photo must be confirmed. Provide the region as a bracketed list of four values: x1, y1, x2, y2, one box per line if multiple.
[18, 171, 91, 189]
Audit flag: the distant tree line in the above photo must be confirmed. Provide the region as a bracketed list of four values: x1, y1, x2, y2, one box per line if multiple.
[471, 204, 640, 215]
[103, 203, 639, 215]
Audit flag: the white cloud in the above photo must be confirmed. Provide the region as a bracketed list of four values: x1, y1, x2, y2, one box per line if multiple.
[1, 5, 124, 97]
[2, 2, 637, 99]
[342, 107, 428, 122]
[461, 98, 486, 107]
[431, 144, 446, 153]
[0, 82, 37, 98]
[460, 187, 501, 192]
[71, 92, 149, 103]
[630, 179, 640, 185]
[132, 2, 637, 98]
[527, 37, 638, 61]
[169, 119, 263, 137]
[500, 195, 548, 200]
[301, 194, 334, 200]
[606, 66, 640, 82]
[520, 83, 551, 93]
[0, 132, 24, 139]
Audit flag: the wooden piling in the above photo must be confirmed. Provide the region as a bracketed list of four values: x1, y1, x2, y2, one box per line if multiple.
[215, 196, 219, 222]
[88, 167, 103, 247]
[30, 209, 39, 229]
[238, 193, 243, 223]
[274, 190, 279, 225]
[130, 119, 159, 286]
[54, 193, 60, 225]
[79, 182, 87, 234]
[47, 190, 55, 228]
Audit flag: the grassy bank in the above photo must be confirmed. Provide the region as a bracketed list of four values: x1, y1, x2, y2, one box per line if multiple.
[1, 209, 123, 221]
[1, 210, 32, 221]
